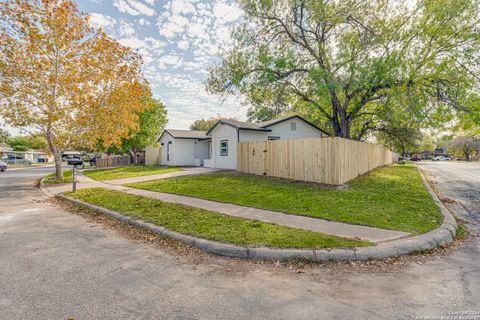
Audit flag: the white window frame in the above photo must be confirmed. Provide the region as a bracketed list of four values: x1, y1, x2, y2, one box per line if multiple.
[220, 139, 228, 156]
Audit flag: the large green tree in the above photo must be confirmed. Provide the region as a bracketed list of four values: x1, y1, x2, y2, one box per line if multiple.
[121, 98, 168, 164]
[0, 128, 10, 145]
[207, 0, 480, 139]
[190, 116, 238, 131]
[450, 135, 480, 161]
[8, 134, 48, 150]
[376, 127, 423, 155]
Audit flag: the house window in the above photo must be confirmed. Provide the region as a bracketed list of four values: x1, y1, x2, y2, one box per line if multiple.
[268, 136, 280, 141]
[290, 122, 297, 131]
[220, 140, 228, 156]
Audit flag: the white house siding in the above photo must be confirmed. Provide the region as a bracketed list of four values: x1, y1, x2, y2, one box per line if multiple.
[173, 139, 197, 166]
[239, 119, 324, 142]
[267, 119, 325, 140]
[207, 124, 238, 169]
[237, 130, 268, 142]
[159, 132, 197, 166]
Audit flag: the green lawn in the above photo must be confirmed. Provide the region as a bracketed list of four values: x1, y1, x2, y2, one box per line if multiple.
[66, 188, 371, 249]
[127, 165, 443, 234]
[44, 170, 73, 184]
[83, 165, 182, 181]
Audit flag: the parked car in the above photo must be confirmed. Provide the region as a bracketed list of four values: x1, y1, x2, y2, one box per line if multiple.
[410, 156, 422, 161]
[432, 156, 451, 161]
[67, 157, 83, 166]
[4, 158, 32, 165]
[0, 160, 7, 172]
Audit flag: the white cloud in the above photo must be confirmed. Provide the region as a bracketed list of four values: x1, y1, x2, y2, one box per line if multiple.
[169, 0, 196, 15]
[88, 13, 117, 31]
[119, 20, 136, 36]
[157, 13, 190, 38]
[137, 18, 151, 26]
[113, 0, 156, 16]
[156, 0, 242, 61]
[212, 2, 242, 22]
[118, 37, 146, 49]
[177, 39, 190, 50]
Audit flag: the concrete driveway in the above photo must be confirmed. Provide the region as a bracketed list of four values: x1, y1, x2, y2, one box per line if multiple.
[0, 163, 479, 320]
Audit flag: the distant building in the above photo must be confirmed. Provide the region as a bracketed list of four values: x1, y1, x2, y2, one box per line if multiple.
[0, 147, 51, 163]
[434, 147, 448, 156]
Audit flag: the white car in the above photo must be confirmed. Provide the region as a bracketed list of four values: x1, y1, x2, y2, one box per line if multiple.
[432, 156, 451, 161]
[0, 160, 7, 172]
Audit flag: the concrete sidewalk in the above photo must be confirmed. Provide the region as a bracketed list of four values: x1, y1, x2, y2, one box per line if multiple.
[43, 170, 410, 243]
[102, 167, 220, 185]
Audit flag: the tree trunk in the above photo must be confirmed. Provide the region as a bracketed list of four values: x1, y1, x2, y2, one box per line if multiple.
[339, 110, 350, 139]
[465, 150, 470, 162]
[129, 149, 138, 165]
[330, 101, 351, 139]
[53, 152, 63, 180]
[45, 129, 63, 180]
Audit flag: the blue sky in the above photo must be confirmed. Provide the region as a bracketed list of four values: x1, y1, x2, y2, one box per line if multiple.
[80, 0, 246, 129]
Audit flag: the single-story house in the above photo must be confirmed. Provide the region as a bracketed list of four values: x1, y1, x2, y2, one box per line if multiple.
[204, 115, 328, 169]
[158, 129, 210, 166]
[154, 115, 328, 169]
[1, 147, 50, 163]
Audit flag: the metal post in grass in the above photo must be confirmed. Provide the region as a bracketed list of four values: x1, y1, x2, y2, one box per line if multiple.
[72, 164, 77, 193]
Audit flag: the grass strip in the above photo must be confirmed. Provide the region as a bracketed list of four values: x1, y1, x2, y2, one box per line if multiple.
[44, 170, 73, 184]
[66, 188, 372, 249]
[127, 165, 443, 234]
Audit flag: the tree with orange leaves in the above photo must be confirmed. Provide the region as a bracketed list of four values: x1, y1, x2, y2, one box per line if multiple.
[0, 0, 150, 180]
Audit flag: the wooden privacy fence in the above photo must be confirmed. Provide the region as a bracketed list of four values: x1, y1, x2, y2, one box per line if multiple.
[96, 155, 131, 168]
[237, 137, 399, 185]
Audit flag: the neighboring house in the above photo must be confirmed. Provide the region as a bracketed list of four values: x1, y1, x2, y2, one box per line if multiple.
[434, 147, 448, 157]
[417, 147, 449, 160]
[158, 129, 210, 166]
[0, 147, 50, 163]
[204, 115, 328, 169]
[420, 150, 434, 160]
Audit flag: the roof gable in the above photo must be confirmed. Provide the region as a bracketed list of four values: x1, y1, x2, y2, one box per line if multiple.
[259, 115, 329, 135]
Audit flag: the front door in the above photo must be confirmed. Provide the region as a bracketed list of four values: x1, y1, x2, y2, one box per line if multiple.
[167, 142, 170, 162]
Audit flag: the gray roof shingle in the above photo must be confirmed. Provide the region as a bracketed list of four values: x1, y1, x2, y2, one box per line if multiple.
[164, 129, 209, 139]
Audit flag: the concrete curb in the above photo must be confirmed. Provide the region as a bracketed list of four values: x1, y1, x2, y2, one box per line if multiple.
[55, 165, 458, 261]
[39, 176, 56, 198]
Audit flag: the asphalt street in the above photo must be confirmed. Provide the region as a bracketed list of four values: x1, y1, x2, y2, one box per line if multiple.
[0, 163, 479, 320]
